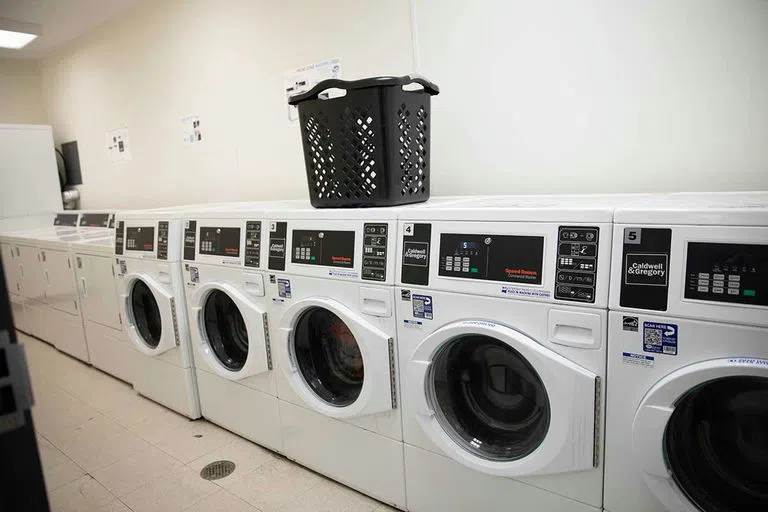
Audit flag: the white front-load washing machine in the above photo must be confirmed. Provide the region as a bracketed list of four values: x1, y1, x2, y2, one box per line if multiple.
[396, 198, 614, 512]
[604, 195, 768, 512]
[181, 205, 282, 452]
[264, 205, 405, 508]
[114, 209, 201, 418]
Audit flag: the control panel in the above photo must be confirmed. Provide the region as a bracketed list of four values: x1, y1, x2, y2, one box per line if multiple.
[126, 227, 154, 252]
[684, 242, 767, 306]
[183, 221, 197, 261]
[53, 213, 79, 226]
[79, 213, 110, 227]
[555, 226, 599, 303]
[291, 230, 355, 268]
[244, 221, 262, 268]
[157, 221, 169, 260]
[199, 226, 240, 257]
[438, 233, 544, 284]
[115, 221, 125, 255]
[362, 223, 387, 281]
[108, 215, 115, 229]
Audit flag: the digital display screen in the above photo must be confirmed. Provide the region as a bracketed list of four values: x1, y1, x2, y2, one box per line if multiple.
[199, 227, 241, 257]
[125, 227, 155, 252]
[292, 230, 355, 268]
[439, 233, 544, 284]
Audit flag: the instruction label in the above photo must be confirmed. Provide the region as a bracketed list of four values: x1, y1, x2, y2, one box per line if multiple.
[622, 352, 655, 368]
[501, 286, 551, 299]
[412, 294, 433, 320]
[277, 278, 292, 298]
[643, 322, 678, 355]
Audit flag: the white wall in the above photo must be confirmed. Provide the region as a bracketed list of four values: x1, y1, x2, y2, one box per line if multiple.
[38, 0, 768, 209]
[40, 0, 413, 209]
[415, 0, 768, 195]
[0, 59, 46, 124]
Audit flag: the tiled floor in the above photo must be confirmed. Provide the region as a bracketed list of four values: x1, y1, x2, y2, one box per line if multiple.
[22, 333, 398, 512]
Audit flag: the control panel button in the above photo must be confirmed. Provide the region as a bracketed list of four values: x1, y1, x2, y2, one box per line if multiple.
[728, 274, 740, 282]
[697, 279, 709, 286]
[713, 273, 725, 280]
[698, 273, 709, 279]
[712, 286, 724, 294]
[728, 288, 739, 295]
[698, 286, 709, 293]
[728, 280, 739, 288]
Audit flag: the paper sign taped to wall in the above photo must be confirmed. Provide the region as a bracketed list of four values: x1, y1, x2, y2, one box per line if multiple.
[182, 115, 203, 145]
[284, 58, 342, 125]
[106, 126, 131, 164]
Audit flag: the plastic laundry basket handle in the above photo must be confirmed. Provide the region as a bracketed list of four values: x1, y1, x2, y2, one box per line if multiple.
[288, 74, 440, 105]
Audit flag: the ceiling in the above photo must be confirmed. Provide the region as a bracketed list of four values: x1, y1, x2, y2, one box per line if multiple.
[0, 0, 145, 59]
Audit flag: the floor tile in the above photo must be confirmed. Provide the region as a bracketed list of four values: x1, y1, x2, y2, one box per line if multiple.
[226, 458, 322, 512]
[187, 434, 277, 487]
[277, 477, 380, 512]
[51, 413, 154, 472]
[91, 444, 184, 497]
[48, 475, 119, 512]
[182, 488, 259, 512]
[43, 455, 86, 492]
[122, 465, 219, 512]
[104, 390, 173, 430]
[134, 415, 238, 464]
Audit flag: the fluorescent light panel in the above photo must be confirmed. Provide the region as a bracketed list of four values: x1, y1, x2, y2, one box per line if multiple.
[0, 18, 41, 49]
[0, 29, 37, 49]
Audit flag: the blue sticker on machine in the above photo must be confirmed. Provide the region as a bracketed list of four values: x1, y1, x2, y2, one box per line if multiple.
[277, 278, 291, 298]
[643, 321, 678, 355]
[412, 294, 433, 320]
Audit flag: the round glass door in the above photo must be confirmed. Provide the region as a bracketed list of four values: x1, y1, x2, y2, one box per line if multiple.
[664, 376, 768, 512]
[428, 334, 550, 462]
[293, 307, 364, 407]
[130, 280, 162, 348]
[203, 290, 248, 371]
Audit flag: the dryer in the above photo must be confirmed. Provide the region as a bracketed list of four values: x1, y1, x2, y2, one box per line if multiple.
[181, 205, 282, 452]
[396, 198, 613, 512]
[114, 209, 201, 418]
[264, 205, 406, 508]
[604, 194, 768, 512]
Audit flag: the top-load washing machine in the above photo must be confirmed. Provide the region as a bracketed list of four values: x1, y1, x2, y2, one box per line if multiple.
[264, 204, 406, 508]
[114, 208, 202, 418]
[395, 196, 614, 512]
[70, 213, 137, 383]
[1, 212, 81, 334]
[181, 204, 283, 452]
[604, 194, 768, 512]
[2, 212, 115, 361]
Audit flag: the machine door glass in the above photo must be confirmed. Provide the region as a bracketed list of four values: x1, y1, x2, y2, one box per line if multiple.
[429, 334, 550, 462]
[130, 280, 162, 348]
[664, 376, 768, 512]
[203, 290, 249, 371]
[293, 306, 364, 407]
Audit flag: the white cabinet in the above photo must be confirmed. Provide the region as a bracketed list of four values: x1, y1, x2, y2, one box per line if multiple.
[75, 253, 122, 331]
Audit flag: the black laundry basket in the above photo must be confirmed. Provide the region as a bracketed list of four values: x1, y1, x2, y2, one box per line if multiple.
[289, 75, 439, 208]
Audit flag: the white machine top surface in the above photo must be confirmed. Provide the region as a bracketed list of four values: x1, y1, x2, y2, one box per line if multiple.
[615, 192, 768, 225]
[398, 194, 624, 223]
[69, 235, 115, 255]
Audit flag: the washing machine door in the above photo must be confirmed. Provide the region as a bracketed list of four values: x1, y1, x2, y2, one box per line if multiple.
[278, 297, 395, 419]
[408, 319, 598, 477]
[189, 282, 269, 380]
[632, 358, 768, 512]
[121, 273, 178, 356]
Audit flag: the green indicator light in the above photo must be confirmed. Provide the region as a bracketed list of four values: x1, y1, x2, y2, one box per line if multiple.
[310, 256, 316, 261]
[471, 268, 479, 273]
[744, 289, 756, 297]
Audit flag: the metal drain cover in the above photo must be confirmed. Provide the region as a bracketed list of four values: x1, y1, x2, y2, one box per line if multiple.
[200, 460, 236, 480]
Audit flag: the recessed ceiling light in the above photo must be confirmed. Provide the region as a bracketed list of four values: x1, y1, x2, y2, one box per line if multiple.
[0, 29, 38, 49]
[0, 18, 41, 50]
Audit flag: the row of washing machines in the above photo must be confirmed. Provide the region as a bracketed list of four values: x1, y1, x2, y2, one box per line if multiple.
[1, 193, 766, 512]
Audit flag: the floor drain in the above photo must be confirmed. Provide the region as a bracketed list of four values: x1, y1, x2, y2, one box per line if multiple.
[200, 460, 236, 480]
